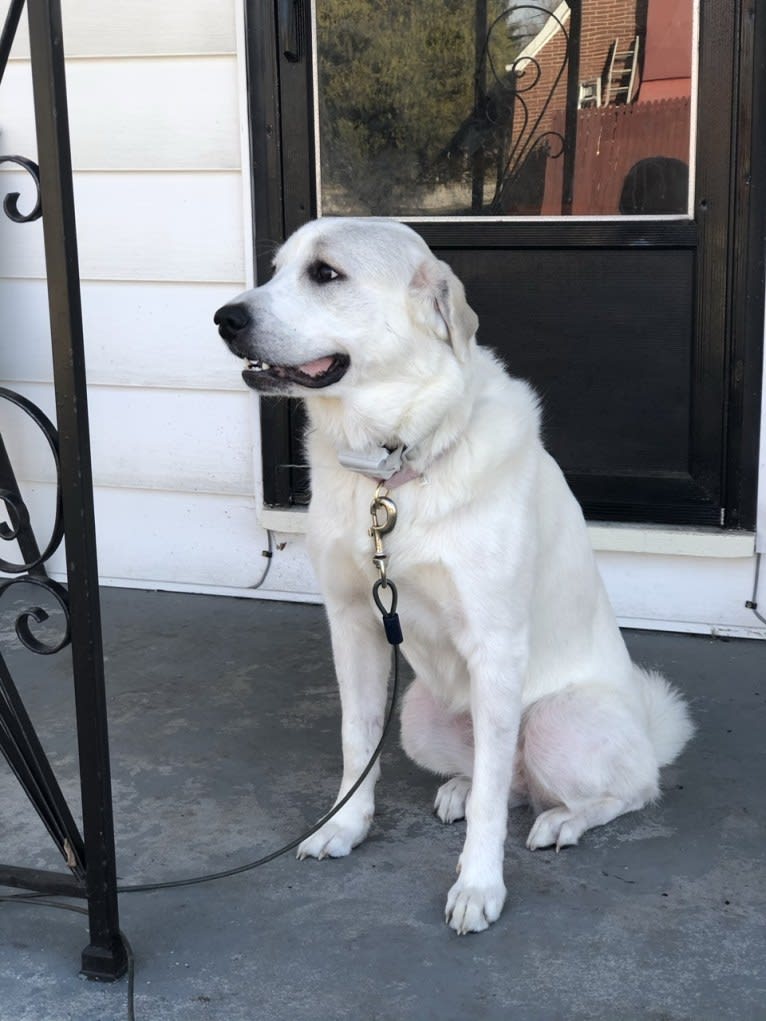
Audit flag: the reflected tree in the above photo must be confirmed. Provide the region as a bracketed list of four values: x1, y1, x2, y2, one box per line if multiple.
[317, 0, 549, 214]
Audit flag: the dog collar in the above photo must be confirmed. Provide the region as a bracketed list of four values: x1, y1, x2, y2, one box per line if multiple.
[337, 444, 420, 489]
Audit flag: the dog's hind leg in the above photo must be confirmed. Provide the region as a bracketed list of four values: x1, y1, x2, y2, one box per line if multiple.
[400, 679, 473, 822]
[520, 684, 661, 851]
[433, 776, 473, 824]
[400, 680, 526, 823]
[526, 795, 646, 851]
[400, 679, 474, 775]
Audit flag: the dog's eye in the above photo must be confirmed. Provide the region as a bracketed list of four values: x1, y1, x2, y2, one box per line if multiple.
[308, 260, 343, 284]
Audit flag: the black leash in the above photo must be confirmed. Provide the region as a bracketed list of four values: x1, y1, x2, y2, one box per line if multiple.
[118, 583, 402, 893]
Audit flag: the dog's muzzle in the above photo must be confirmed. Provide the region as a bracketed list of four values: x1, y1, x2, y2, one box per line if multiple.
[214, 302, 350, 392]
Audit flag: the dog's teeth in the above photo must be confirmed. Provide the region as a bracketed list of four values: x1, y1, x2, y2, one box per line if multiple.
[261, 362, 271, 370]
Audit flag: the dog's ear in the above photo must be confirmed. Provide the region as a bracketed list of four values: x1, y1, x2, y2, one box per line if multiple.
[410, 259, 478, 362]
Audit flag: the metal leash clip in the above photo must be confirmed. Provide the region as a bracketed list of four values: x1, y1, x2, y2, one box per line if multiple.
[368, 482, 397, 585]
[369, 483, 403, 646]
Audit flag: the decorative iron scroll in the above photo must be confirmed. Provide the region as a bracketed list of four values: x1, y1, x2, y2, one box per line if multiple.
[442, 3, 572, 215]
[0, 319, 81, 872]
[0, 387, 65, 574]
[483, 4, 569, 212]
[0, 156, 42, 222]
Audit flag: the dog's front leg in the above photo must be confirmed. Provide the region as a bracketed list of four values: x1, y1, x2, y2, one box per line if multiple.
[297, 598, 391, 861]
[445, 631, 526, 934]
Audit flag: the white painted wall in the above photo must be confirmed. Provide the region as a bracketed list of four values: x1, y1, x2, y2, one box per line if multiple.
[0, 0, 763, 638]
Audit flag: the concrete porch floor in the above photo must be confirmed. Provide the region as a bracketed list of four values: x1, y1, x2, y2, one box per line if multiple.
[0, 587, 764, 1021]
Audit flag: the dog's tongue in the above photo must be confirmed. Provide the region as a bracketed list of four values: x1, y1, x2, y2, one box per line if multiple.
[298, 356, 334, 377]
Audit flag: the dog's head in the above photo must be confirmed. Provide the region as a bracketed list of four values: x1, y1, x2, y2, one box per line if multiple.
[214, 218, 478, 396]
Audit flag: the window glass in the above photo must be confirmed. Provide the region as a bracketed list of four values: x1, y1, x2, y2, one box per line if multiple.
[313, 0, 696, 217]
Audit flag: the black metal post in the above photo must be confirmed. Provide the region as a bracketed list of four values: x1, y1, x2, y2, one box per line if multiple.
[561, 0, 581, 214]
[25, 0, 126, 980]
[471, 0, 488, 213]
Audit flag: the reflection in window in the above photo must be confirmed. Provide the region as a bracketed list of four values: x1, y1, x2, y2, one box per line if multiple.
[315, 0, 694, 217]
[619, 157, 689, 215]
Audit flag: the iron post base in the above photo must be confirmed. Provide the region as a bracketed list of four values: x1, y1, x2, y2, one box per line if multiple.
[80, 938, 128, 982]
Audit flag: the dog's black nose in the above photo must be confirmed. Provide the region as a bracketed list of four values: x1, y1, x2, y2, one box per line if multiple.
[214, 303, 251, 341]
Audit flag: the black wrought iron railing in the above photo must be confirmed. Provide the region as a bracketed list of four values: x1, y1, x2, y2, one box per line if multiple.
[0, 0, 125, 980]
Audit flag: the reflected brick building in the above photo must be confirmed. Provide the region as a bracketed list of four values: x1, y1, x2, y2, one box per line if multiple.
[503, 0, 694, 214]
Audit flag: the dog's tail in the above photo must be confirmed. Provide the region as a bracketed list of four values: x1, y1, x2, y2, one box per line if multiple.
[634, 666, 695, 767]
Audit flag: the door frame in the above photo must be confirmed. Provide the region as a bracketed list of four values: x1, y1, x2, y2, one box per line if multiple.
[244, 0, 764, 529]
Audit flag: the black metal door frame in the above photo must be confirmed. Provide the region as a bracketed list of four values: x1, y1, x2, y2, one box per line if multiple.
[725, 0, 766, 530]
[0, 0, 126, 980]
[245, 0, 765, 530]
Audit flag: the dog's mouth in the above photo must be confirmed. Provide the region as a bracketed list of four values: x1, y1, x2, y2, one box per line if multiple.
[241, 354, 350, 391]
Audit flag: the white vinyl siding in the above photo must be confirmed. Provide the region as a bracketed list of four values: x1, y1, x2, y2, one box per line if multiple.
[10, 0, 237, 58]
[0, 0, 265, 591]
[0, 384, 254, 494]
[1, 57, 241, 170]
[0, 280, 246, 391]
[0, 172, 246, 282]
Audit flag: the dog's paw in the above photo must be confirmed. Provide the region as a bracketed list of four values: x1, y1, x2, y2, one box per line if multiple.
[445, 876, 506, 935]
[434, 776, 471, 824]
[526, 806, 580, 852]
[296, 813, 371, 861]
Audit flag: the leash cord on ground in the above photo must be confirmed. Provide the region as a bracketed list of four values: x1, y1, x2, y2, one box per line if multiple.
[0, 580, 404, 1021]
[118, 637, 401, 892]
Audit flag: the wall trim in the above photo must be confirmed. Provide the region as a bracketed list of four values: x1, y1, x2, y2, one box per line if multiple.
[260, 507, 755, 557]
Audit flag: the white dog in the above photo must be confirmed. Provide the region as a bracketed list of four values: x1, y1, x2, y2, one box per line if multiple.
[215, 218, 693, 935]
